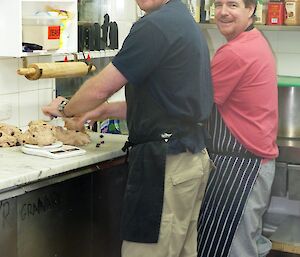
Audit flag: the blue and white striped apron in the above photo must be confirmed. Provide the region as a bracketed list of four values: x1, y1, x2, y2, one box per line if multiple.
[197, 105, 262, 257]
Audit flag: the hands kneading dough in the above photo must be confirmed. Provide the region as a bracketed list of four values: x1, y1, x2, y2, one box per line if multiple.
[0, 120, 91, 147]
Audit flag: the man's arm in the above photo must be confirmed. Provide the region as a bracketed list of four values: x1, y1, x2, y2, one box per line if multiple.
[42, 63, 128, 118]
[64, 101, 127, 131]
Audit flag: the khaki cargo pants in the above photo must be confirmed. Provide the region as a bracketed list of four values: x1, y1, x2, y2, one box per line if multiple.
[122, 149, 211, 257]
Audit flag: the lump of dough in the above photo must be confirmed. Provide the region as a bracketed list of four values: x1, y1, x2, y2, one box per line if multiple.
[17, 120, 91, 147]
[0, 123, 23, 146]
[0, 131, 18, 147]
[54, 126, 90, 146]
[20, 124, 56, 146]
[0, 123, 23, 136]
[28, 120, 55, 130]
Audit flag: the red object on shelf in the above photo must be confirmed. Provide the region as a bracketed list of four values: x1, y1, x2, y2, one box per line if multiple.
[267, 2, 285, 25]
[48, 26, 60, 40]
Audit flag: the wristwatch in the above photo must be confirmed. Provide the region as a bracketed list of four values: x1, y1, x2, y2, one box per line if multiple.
[58, 99, 70, 117]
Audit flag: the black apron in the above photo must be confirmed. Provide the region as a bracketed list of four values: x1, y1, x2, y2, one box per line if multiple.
[197, 105, 262, 257]
[121, 83, 208, 243]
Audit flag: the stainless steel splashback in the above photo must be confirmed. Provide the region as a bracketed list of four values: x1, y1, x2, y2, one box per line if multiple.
[278, 86, 300, 139]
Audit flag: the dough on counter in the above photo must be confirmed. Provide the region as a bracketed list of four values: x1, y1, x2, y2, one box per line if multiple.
[0, 123, 23, 136]
[54, 126, 91, 146]
[0, 131, 18, 147]
[28, 120, 53, 128]
[20, 122, 56, 146]
[0, 123, 23, 147]
[17, 119, 90, 147]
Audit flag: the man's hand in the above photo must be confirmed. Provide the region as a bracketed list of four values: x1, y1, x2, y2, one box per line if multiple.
[63, 102, 110, 131]
[42, 96, 68, 118]
[63, 101, 126, 131]
[64, 116, 87, 132]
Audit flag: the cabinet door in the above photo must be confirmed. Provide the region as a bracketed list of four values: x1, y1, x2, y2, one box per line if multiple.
[0, 198, 17, 257]
[0, 0, 22, 57]
[17, 174, 92, 257]
[288, 164, 300, 200]
[271, 162, 288, 197]
[0, 0, 77, 57]
[92, 160, 128, 257]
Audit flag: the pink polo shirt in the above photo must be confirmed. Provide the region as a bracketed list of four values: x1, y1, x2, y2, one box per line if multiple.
[212, 29, 278, 159]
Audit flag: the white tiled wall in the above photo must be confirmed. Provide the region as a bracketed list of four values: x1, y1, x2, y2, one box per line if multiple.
[202, 28, 300, 77]
[106, 0, 137, 51]
[79, 0, 137, 52]
[0, 56, 54, 127]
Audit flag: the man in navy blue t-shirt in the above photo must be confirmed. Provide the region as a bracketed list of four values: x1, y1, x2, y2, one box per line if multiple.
[43, 1, 213, 256]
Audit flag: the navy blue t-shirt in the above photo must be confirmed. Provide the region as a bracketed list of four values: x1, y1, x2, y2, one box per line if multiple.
[112, 0, 213, 153]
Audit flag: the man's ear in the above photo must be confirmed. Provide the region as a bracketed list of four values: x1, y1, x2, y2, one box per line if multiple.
[249, 4, 256, 18]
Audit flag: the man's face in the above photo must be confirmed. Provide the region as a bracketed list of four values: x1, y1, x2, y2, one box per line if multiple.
[136, 0, 169, 13]
[214, 0, 255, 41]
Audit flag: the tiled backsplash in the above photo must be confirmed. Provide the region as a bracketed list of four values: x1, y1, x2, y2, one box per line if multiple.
[0, 56, 54, 128]
[0, 55, 125, 128]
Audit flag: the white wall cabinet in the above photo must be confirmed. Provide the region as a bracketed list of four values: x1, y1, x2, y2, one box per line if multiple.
[0, 0, 77, 57]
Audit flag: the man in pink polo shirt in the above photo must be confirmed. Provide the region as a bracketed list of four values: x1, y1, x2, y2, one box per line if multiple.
[197, 0, 278, 256]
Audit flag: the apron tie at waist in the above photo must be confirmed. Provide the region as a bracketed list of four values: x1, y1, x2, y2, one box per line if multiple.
[121, 133, 173, 164]
[121, 132, 173, 152]
[122, 140, 133, 152]
[122, 122, 208, 153]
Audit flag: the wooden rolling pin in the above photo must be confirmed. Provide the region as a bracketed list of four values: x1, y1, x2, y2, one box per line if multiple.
[17, 62, 96, 80]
